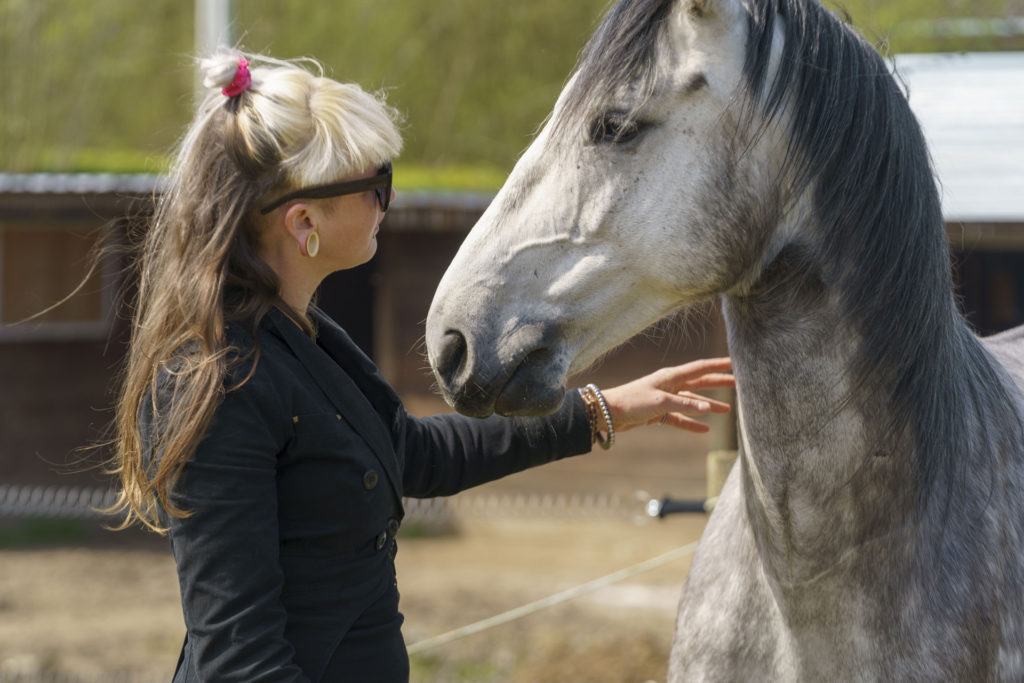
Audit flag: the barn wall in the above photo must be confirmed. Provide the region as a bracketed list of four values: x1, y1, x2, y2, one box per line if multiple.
[2, 189, 1019, 490]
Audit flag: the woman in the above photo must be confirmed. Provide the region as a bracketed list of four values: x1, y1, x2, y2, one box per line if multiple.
[111, 51, 734, 681]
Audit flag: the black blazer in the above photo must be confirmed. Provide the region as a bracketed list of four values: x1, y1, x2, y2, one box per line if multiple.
[149, 307, 591, 681]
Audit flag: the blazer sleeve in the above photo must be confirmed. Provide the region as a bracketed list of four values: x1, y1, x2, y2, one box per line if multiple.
[399, 389, 593, 498]
[154, 368, 311, 682]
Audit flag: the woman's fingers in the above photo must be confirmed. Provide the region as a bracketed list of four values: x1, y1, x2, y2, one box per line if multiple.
[677, 391, 731, 413]
[656, 392, 730, 420]
[663, 413, 713, 433]
[665, 357, 732, 380]
[656, 359, 734, 393]
[649, 392, 730, 433]
[599, 357, 735, 435]
[680, 373, 736, 390]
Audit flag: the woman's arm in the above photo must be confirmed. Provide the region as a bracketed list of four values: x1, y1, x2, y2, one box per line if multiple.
[400, 390, 592, 498]
[400, 358, 734, 498]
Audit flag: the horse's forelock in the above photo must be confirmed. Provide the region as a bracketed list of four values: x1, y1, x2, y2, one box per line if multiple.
[553, 0, 675, 138]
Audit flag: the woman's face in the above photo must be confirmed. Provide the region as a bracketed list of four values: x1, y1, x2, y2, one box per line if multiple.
[317, 166, 396, 270]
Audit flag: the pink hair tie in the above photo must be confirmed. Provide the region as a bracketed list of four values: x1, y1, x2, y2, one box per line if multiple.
[222, 58, 251, 97]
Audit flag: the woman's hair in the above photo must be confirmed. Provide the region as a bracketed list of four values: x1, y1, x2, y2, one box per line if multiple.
[111, 50, 402, 532]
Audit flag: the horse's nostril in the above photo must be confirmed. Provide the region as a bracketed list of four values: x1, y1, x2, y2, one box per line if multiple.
[436, 330, 468, 386]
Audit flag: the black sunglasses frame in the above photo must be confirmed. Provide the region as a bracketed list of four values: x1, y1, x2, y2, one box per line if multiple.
[259, 161, 392, 215]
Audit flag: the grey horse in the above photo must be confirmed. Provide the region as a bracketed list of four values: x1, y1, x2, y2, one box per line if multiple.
[426, 0, 1024, 679]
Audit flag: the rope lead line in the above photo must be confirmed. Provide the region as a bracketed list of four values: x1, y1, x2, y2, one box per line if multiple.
[406, 540, 700, 655]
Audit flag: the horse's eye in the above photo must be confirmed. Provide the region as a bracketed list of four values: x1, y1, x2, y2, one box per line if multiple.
[589, 113, 643, 145]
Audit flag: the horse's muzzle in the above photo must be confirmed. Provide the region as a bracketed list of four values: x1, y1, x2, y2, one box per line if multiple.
[428, 323, 567, 418]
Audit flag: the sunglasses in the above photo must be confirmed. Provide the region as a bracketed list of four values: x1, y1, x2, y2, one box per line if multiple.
[259, 161, 393, 215]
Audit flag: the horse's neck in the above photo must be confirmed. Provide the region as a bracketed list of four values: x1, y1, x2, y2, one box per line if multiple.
[716, 283, 1024, 683]
[721, 261, 917, 587]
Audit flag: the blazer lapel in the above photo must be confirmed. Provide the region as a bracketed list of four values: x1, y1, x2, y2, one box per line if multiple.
[265, 307, 404, 504]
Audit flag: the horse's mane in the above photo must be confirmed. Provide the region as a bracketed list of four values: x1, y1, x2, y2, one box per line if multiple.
[560, 0, 1024, 516]
[745, 0, 1024, 517]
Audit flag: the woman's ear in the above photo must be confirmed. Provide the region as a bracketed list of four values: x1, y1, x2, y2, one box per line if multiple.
[283, 203, 317, 257]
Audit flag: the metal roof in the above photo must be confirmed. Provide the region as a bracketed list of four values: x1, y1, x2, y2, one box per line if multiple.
[0, 173, 162, 195]
[894, 51, 1024, 222]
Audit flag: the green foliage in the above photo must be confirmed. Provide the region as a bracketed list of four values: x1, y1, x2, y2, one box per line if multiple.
[234, 1, 607, 168]
[409, 653, 502, 682]
[0, 519, 90, 548]
[828, 0, 1024, 53]
[2, 0, 1023, 177]
[397, 164, 509, 191]
[0, 0, 193, 172]
[30, 147, 171, 174]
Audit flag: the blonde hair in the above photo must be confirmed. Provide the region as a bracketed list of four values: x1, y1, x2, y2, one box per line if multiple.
[111, 50, 402, 531]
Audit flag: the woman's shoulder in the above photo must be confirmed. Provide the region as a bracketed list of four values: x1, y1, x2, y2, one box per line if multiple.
[149, 316, 287, 402]
[221, 315, 296, 392]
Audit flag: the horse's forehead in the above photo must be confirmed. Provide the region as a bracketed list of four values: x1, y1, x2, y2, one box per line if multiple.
[553, 1, 750, 129]
[665, 5, 751, 82]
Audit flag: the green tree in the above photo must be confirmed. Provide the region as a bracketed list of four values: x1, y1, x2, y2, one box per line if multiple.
[0, 0, 192, 171]
[2, 0, 1022, 181]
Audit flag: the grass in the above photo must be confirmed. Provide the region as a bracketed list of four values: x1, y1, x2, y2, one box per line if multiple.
[0, 519, 91, 549]
[410, 654, 503, 682]
[395, 164, 509, 192]
[27, 147, 171, 175]
[17, 148, 510, 193]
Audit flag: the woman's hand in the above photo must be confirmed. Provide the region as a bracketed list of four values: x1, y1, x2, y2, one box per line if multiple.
[600, 357, 734, 435]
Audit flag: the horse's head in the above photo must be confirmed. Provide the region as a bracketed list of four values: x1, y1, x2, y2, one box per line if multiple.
[427, 0, 791, 416]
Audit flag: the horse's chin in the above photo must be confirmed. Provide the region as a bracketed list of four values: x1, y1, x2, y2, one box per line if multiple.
[429, 317, 574, 417]
[442, 359, 568, 418]
[492, 366, 567, 417]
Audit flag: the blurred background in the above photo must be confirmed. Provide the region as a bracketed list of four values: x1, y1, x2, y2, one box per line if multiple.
[1, 1, 1023, 681]
[3, 0, 1024, 177]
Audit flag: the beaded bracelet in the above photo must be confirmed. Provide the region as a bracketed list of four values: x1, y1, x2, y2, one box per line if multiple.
[581, 383, 615, 450]
[578, 387, 597, 440]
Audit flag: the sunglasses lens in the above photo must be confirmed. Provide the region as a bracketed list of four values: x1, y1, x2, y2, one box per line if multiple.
[377, 163, 392, 212]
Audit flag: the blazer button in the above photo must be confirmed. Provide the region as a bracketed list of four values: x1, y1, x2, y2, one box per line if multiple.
[375, 530, 388, 551]
[363, 470, 379, 490]
[387, 518, 400, 536]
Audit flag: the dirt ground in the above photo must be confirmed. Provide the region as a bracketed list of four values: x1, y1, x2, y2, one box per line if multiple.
[398, 515, 709, 683]
[0, 398, 725, 682]
[0, 516, 710, 682]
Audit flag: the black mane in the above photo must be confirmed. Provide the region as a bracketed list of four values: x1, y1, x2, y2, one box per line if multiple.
[744, 0, 1022, 514]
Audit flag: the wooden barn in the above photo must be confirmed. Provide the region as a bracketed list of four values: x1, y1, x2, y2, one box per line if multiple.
[1, 51, 1022, 502]
[896, 52, 1024, 335]
[0, 180, 725, 498]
